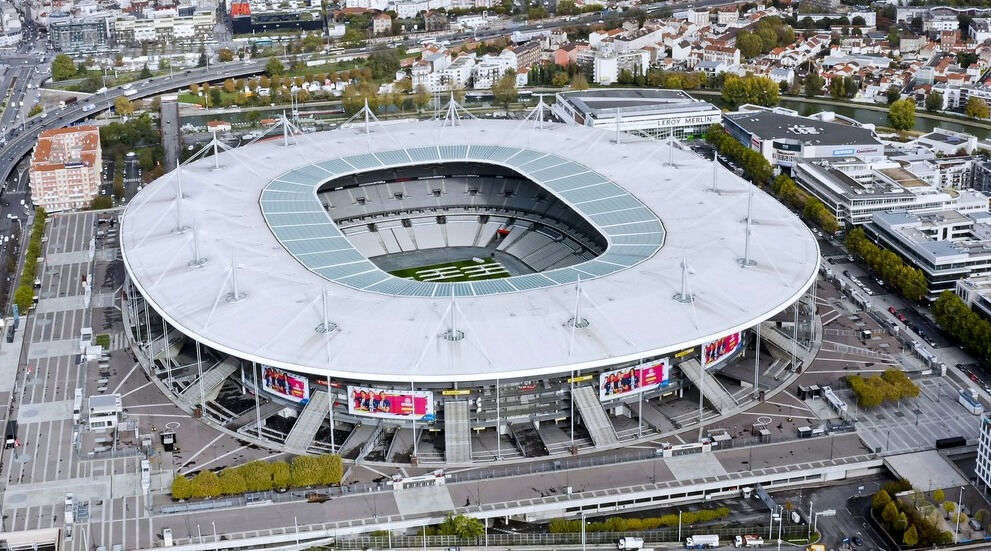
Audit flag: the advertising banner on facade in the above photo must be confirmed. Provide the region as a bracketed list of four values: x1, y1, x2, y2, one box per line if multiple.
[598, 359, 670, 401]
[262, 366, 310, 403]
[704, 332, 743, 367]
[348, 386, 435, 420]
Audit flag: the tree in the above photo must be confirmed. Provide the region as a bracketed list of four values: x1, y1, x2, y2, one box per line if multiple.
[51, 54, 77, 81]
[966, 96, 990, 119]
[882, 500, 899, 524]
[171, 475, 193, 500]
[737, 31, 763, 59]
[271, 461, 290, 489]
[190, 470, 221, 499]
[885, 85, 902, 105]
[413, 84, 431, 112]
[903, 524, 919, 546]
[804, 70, 824, 97]
[189, 83, 200, 96]
[218, 469, 248, 495]
[265, 57, 285, 76]
[722, 75, 779, 107]
[28, 104, 42, 117]
[218, 48, 234, 62]
[933, 488, 945, 504]
[551, 71, 569, 87]
[925, 91, 943, 112]
[852, 15, 866, 25]
[872, 490, 893, 512]
[223, 78, 236, 93]
[492, 72, 518, 110]
[139, 64, 152, 79]
[114, 96, 135, 116]
[944, 500, 957, 514]
[570, 73, 589, 90]
[888, 98, 916, 132]
[197, 46, 208, 68]
[437, 515, 485, 538]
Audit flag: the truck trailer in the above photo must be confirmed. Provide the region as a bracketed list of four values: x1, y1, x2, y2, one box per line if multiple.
[686, 535, 719, 548]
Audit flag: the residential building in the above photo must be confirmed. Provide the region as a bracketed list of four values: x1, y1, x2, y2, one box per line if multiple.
[916, 128, 977, 155]
[29, 126, 103, 213]
[372, 12, 392, 35]
[49, 14, 114, 52]
[114, 10, 216, 46]
[973, 18, 991, 43]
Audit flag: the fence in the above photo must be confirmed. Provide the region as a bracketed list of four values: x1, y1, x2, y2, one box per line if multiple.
[335, 525, 811, 548]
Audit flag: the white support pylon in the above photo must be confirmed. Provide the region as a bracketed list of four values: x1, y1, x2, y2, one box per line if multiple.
[174, 161, 188, 234]
[739, 188, 756, 268]
[673, 257, 694, 303]
[711, 155, 719, 194]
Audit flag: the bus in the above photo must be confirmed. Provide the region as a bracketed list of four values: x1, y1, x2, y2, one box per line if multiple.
[959, 388, 984, 415]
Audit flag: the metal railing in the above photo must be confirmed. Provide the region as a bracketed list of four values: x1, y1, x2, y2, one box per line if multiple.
[335, 525, 811, 548]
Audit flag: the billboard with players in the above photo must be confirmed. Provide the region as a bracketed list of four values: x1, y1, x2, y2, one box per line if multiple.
[348, 386, 435, 420]
[598, 359, 670, 401]
[704, 332, 743, 367]
[262, 366, 310, 403]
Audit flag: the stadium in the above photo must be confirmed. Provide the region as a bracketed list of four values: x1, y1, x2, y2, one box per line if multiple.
[119, 111, 820, 465]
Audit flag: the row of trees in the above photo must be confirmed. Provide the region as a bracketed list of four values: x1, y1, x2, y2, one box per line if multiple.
[704, 126, 840, 234]
[13, 209, 48, 312]
[549, 507, 731, 533]
[845, 369, 920, 409]
[770, 174, 840, 234]
[845, 228, 928, 301]
[871, 488, 954, 547]
[171, 454, 343, 500]
[932, 291, 991, 365]
[721, 74, 780, 108]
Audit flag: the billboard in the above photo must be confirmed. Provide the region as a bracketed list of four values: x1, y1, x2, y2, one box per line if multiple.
[348, 386, 435, 421]
[598, 359, 670, 401]
[704, 332, 743, 367]
[262, 366, 310, 403]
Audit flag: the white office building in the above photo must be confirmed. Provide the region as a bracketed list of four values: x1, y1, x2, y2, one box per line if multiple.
[553, 88, 722, 140]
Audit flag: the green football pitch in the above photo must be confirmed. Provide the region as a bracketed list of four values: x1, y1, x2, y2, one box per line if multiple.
[390, 258, 510, 282]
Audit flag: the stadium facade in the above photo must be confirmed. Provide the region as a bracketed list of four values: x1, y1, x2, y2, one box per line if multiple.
[120, 117, 820, 465]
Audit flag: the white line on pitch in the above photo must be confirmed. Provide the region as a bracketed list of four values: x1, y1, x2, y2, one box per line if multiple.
[111, 363, 141, 394]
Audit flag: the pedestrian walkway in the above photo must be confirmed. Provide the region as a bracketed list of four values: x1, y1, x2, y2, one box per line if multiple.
[679, 359, 736, 413]
[284, 390, 330, 454]
[572, 385, 618, 448]
[444, 400, 471, 464]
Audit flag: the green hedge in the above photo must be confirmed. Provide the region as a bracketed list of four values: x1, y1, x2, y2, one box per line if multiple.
[13, 208, 48, 313]
[548, 507, 731, 533]
[171, 453, 343, 500]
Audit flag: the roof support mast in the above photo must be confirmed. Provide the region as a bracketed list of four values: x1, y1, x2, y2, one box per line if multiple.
[739, 188, 756, 268]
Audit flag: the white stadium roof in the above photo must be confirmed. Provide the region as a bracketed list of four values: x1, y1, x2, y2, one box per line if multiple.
[120, 119, 819, 383]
